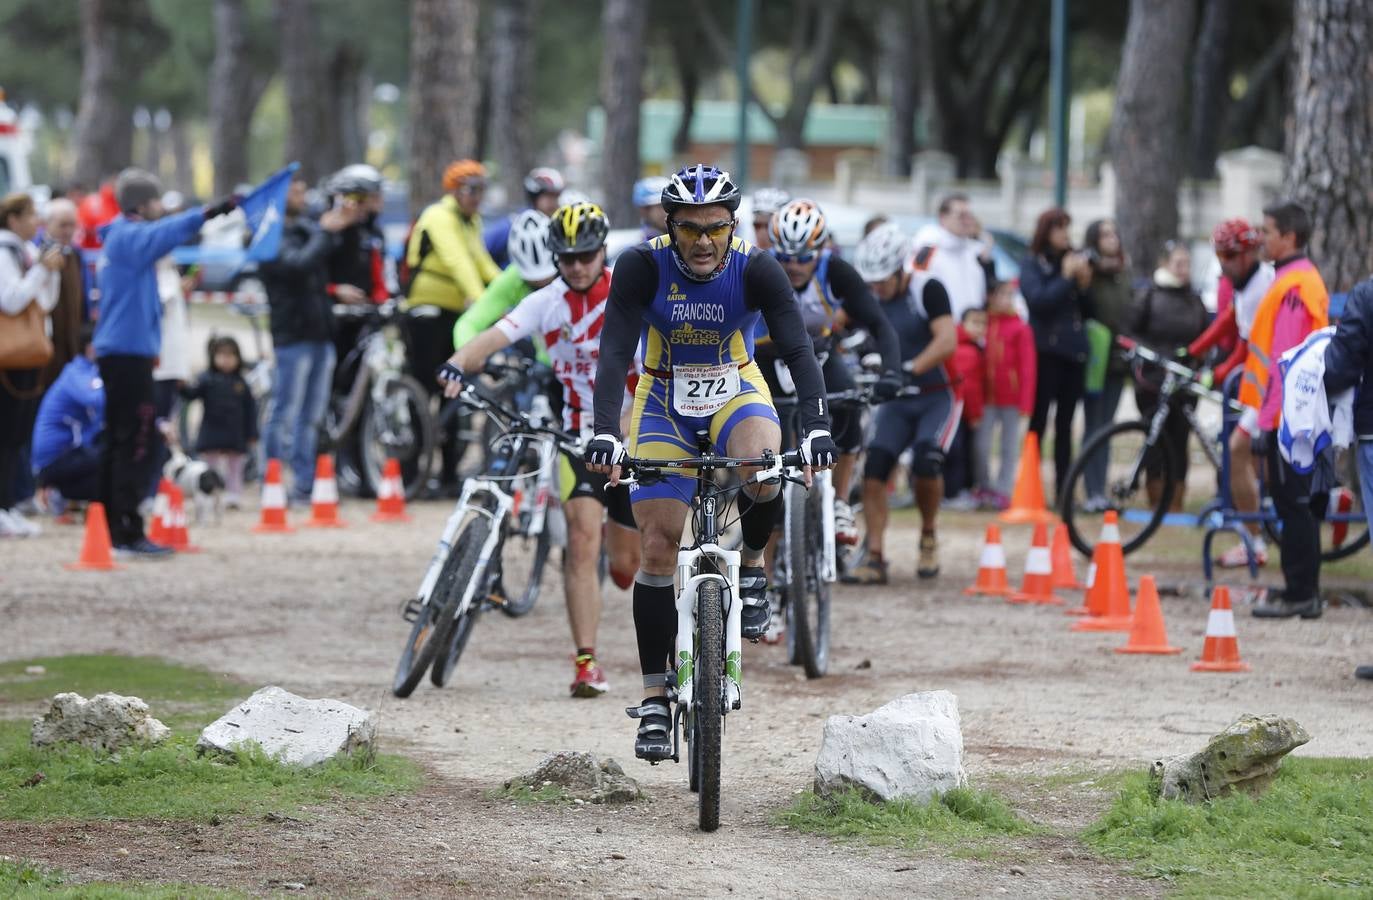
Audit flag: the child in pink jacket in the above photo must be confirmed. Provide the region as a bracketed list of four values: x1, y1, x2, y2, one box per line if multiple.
[977, 281, 1037, 504]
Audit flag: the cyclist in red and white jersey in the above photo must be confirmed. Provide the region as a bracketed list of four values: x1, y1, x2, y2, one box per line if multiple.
[443, 201, 638, 698]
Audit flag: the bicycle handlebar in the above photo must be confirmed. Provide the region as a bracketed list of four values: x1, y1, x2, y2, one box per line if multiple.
[618, 450, 806, 489]
[1115, 335, 1241, 410]
[454, 381, 580, 451]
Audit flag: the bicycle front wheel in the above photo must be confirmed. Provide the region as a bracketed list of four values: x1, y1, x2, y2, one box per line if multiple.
[785, 481, 830, 678]
[430, 517, 493, 687]
[1060, 419, 1177, 557]
[393, 520, 488, 697]
[692, 577, 724, 832]
[360, 375, 435, 500]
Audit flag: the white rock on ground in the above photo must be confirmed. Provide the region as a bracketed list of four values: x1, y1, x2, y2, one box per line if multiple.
[196, 686, 376, 767]
[814, 690, 967, 802]
[31, 692, 171, 752]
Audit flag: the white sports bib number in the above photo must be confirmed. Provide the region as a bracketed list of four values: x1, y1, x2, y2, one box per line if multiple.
[672, 363, 740, 417]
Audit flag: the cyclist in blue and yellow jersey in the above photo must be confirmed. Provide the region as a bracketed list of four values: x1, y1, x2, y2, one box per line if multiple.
[755, 198, 904, 546]
[585, 164, 836, 762]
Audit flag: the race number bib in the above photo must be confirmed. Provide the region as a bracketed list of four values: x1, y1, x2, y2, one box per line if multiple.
[672, 363, 741, 417]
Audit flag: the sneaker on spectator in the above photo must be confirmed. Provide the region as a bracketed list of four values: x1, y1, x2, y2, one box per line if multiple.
[114, 537, 175, 560]
[1080, 494, 1110, 513]
[0, 508, 40, 537]
[1216, 539, 1267, 569]
[943, 491, 978, 512]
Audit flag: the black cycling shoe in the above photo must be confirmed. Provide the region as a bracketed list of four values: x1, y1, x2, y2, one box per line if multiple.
[739, 566, 770, 641]
[626, 698, 672, 761]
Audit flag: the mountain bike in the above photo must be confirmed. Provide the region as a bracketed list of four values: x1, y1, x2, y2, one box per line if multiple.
[621, 444, 805, 832]
[1060, 336, 1368, 561]
[329, 300, 435, 500]
[392, 370, 572, 697]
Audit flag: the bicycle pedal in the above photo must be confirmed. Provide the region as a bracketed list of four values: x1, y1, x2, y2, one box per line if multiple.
[399, 598, 423, 623]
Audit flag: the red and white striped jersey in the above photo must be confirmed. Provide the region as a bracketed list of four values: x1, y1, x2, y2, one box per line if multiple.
[495, 268, 611, 434]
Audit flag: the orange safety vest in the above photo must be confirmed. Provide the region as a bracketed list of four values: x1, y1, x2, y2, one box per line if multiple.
[1238, 263, 1329, 411]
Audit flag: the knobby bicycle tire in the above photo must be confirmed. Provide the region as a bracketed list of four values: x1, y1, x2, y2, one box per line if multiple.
[498, 452, 555, 618]
[1061, 419, 1177, 558]
[360, 374, 436, 501]
[786, 481, 831, 678]
[1260, 453, 1371, 563]
[392, 519, 487, 696]
[430, 517, 494, 687]
[695, 578, 724, 832]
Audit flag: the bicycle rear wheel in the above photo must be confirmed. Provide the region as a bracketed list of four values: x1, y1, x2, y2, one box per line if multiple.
[360, 375, 435, 500]
[430, 517, 493, 687]
[692, 578, 724, 832]
[497, 454, 555, 618]
[1261, 450, 1370, 562]
[785, 481, 830, 678]
[1061, 420, 1177, 557]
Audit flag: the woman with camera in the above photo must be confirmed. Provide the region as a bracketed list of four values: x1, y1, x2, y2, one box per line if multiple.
[1020, 207, 1094, 498]
[0, 193, 63, 537]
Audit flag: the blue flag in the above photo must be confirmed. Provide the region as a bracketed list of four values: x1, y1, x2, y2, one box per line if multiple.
[240, 162, 298, 261]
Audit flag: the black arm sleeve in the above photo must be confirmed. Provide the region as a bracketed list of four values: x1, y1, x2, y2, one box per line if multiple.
[592, 248, 657, 437]
[828, 256, 901, 373]
[920, 278, 953, 321]
[747, 250, 830, 435]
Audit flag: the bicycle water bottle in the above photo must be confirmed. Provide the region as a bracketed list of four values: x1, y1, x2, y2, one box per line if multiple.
[819, 471, 837, 582]
[530, 393, 554, 426]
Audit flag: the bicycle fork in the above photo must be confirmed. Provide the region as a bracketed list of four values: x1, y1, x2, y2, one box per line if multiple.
[672, 545, 742, 713]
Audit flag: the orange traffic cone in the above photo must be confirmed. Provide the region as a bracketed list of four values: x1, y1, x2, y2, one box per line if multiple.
[166, 485, 202, 553]
[963, 524, 1012, 597]
[1067, 511, 1116, 616]
[306, 455, 346, 528]
[999, 433, 1056, 525]
[1071, 512, 1132, 632]
[1115, 575, 1181, 654]
[254, 458, 294, 533]
[1191, 585, 1250, 672]
[147, 479, 173, 545]
[1050, 523, 1083, 590]
[65, 502, 121, 571]
[370, 457, 411, 523]
[1011, 522, 1064, 604]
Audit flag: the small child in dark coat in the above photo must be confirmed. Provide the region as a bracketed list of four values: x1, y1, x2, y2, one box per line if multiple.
[182, 336, 257, 506]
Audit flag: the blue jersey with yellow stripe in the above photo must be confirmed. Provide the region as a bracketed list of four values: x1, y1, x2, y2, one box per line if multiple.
[641, 234, 759, 371]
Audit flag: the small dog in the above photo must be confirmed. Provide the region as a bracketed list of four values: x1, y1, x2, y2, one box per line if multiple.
[164, 451, 226, 525]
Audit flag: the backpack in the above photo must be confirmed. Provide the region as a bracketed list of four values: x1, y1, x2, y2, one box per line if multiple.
[396, 218, 426, 296]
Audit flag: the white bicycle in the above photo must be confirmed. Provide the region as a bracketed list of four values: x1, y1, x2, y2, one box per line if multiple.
[622, 445, 806, 831]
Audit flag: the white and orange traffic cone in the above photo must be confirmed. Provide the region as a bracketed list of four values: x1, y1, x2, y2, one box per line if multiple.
[1115, 575, 1181, 655]
[1050, 522, 1083, 590]
[166, 484, 201, 553]
[306, 455, 346, 528]
[1011, 522, 1064, 605]
[1191, 585, 1250, 672]
[254, 458, 294, 533]
[370, 457, 411, 523]
[963, 524, 1012, 597]
[147, 479, 173, 546]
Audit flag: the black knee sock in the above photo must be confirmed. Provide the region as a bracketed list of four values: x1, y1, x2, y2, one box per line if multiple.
[740, 490, 782, 557]
[633, 574, 677, 688]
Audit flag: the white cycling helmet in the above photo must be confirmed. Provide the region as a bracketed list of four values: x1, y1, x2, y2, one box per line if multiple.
[507, 210, 557, 281]
[750, 186, 791, 217]
[769, 199, 829, 257]
[853, 222, 912, 282]
[557, 188, 592, 208]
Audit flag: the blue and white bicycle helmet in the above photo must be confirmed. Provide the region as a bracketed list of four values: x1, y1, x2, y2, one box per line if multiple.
[632, 176, 670, 209]
[506, 210, 557, 281]
[853, 223, 912, 282]
[661, 164, 742, 215]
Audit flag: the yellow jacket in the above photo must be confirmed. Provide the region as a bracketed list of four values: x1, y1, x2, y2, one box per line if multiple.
[404, 195, 501, 312]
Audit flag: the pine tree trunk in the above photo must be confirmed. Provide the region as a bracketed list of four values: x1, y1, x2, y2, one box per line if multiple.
[277, 0, 326, 183]
[327, 42, 367, 174]
[72, 0, 132, 187]
[1110, 0, 1197, 280]
[598, 0, 646, 228]
[486, 0, 537, 206]
[1286, 0, 1373, 293]
[169, 115, 194, 194]
[1187, 0, 1235, 179]
[881, 1, 919, 177]
[671, 40, 700, 156]
[210, 0, 254, 195]
[408, 0, 480, 214]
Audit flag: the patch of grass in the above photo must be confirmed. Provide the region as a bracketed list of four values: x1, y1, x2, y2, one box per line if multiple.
[0, 859, 243, 898]
[1084, 757, 1373, 898]
[779, 786, 1041, 851]
[0, 656, 246, 711]
[0, 720, 420, 822]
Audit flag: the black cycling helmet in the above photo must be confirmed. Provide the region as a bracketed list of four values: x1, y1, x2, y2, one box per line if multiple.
[327, 163, 382, 196]
[548, 201, 610, 255]
[661, 163, 742, 216]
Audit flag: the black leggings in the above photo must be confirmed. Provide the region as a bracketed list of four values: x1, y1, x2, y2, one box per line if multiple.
[404, 309, 461, 481]
[1028, 353, 1084, 498]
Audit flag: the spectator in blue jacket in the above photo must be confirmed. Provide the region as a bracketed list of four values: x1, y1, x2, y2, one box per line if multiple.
[32, 324, 103, 503]
[1021, 206, 1094, 496]
[481, 167, 564, 268]
[94, 168, 238, 558]
[1322, 277, 1373, 682]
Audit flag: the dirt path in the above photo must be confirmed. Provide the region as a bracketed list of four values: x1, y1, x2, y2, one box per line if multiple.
[5, 500, 1370, 897]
